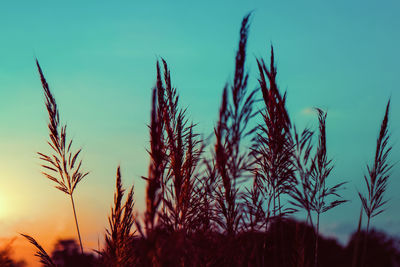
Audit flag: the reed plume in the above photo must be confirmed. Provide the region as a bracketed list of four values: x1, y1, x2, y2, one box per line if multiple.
[102, 166, 135, 267]
[309, 108, 347, 266]
[20, 234, 56, 267]
[250, 45, 296, 267]
[252, 46, 295, 221]
[36, 60, 88, 253]
[155, 59, 204, 233]
[290, 109, 347, 266]
[142, 81, 165, 235]
[359, 100, 392, 227]
[290, 126, 314, 225]
[214, 12, 256, 236]
[359, 99, 393, 266]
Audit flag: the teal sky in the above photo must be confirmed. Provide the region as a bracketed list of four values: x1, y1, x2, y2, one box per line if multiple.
[0, 0, 400, 264]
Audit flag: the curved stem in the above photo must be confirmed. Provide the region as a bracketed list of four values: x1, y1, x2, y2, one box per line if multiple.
[70, 194, 84, 254]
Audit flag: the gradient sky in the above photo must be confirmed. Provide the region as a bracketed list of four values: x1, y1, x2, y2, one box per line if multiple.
[1, 0, 400, 265]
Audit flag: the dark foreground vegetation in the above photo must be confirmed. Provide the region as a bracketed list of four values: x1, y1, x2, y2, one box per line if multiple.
[4, 221, 400, 267]
[13, 13, 398, 267]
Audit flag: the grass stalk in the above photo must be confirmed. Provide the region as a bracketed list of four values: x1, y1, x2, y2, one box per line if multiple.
[36, 60, 88, 254]
[351, 207, 363, 267]
[214, 12, 255, 236]
[360, 217, 371, 267]
[315, 211, 320, 267]
[290, 109, 347, 267]
[358, 99, 393, 267]
[102, 166, 135, 266]
[20, 234, 56, 267]
[70, 194, 83, 254]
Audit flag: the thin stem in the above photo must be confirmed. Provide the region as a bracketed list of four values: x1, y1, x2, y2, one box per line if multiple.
[361, 216, 371, 267]
[314, 212, 320, 267]
[351, 207, 363, 267]
[273, 186, 276, 218]
[307, 210, 315, 230]
[70, 194, 84, 254]
[272, 186, 277, 267]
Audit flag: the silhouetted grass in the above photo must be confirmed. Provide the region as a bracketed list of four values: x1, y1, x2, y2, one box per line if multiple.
[20, 13, 400, 267]
[20, 234, 55, 267]
[250, 45, 295, 267]
[214, 12, 256, 236]
[252, 45, 295, 219]
[36, 60, 88, 253]
[306, 109, 347, 266]
[358, 99, 393, 267]
[101, 166, 135, 266]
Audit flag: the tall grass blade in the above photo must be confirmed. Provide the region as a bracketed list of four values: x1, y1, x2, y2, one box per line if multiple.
[102, 166, 135, 267]
[36, 60, 87, 253]
[214, 12, 256, 236]
[359, 99, 393, 267]
[20, 234, 56, 267]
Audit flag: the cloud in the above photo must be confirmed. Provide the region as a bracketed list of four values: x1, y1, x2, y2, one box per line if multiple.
[300, 107, 315, 116]
[320, 221, 356, 245]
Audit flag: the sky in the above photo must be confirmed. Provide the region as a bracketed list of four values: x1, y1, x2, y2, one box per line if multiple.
[0, 0, 400, 265]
